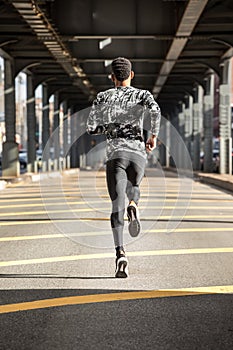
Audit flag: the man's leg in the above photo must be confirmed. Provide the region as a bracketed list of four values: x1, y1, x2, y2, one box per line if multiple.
[106, 157, 128, 247]
[126, 154, 146, 237]
[106, 157, 129, 278]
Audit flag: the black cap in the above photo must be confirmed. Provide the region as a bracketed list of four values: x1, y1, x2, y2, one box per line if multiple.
[111, 57, 132, 82]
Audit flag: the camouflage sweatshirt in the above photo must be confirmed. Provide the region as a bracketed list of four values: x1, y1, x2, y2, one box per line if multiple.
[87, 86, 161, 161]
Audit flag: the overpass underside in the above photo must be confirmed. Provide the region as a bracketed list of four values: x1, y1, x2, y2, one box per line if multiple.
[0, 0, 232, 176]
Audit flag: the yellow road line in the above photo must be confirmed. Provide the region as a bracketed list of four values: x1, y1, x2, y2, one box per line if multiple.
[1, 227, 233, 242]
[157, 206, 233, 209]
[0, 205, 232, 217]
[1, 191, 228, 196]
[0, 285, 233, 315]
[0, 207, 108, 217]
[78, 215, 233, 222]
[0, 253, 115, 267]
[177, 285, 233, 294]
[143, 215, 233, 220]
[0, 200, 110, 209]
[0, 231, 110, 242]
[1, 189, 227, 195]
[1, 247, 233, 267]
[0, 215, 232, 226]
[0, 198, 232, 209]
[0, 193, 229, 202]
[0, 198, 233, 209]
[127, 248, 233, 257]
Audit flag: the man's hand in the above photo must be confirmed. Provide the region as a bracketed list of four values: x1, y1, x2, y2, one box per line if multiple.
[146, 135, 157, 152]
[88, 125, 104, 135]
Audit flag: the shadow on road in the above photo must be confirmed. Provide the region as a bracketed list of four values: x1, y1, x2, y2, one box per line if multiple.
[0, 274, 115, 280]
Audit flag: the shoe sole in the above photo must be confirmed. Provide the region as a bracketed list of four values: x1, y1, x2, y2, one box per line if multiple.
[115, 257, 128, 278]
[127, 205, 140, 237]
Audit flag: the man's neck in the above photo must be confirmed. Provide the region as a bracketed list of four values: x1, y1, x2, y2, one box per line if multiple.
[114, 78, 131, 87]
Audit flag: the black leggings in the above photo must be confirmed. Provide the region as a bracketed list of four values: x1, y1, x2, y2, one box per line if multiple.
[106, 151, 146, 247]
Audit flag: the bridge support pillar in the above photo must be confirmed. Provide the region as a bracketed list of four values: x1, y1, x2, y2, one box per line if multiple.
[26, 73, 36, 173]
[193, 85, 203, 171]
[159, 116, 167, 167]
[169, 108, 179, 169]
[42, 83, 50, 168]
[2, 58, 19, 177]
[62, 101, 70, 169]
[70, 107, 78, 168]
[53, 91, 60, 170]
[203, 73, 215, 173]
[178, 102, 185, 169]
[219, 59, 232, 174]
[184, 95, 193, 163]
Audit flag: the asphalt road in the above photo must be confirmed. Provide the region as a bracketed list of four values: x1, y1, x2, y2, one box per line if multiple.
[0, 168, 233, 350]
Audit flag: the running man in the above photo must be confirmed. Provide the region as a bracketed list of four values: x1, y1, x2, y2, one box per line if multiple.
[87, 57, 161, 278]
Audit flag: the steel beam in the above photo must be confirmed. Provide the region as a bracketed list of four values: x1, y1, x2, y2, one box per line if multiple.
[153, 0, 209, 98]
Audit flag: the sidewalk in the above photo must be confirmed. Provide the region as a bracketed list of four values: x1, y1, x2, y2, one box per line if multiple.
[0, 169, 79, 190]
[160, 166, 233, 193]
[195, 172, 233, 193]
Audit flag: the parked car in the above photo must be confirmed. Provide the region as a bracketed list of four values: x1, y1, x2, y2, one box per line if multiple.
[19, 149, 27, 169]
[19, 156, 27, 169]
[200, 148, 233, 173]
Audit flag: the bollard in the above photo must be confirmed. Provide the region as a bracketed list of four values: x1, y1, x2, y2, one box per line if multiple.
[27, 163, 32, 173]
[59, 157, 64, 171]
[53, 159, 58, 171]
[42, 161, 47, 172]
[48, 159, 52, 172]
[34, 161, 38, 174]
[66, 155, 71, 169]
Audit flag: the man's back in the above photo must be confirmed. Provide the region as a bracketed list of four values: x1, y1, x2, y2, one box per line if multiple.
[87, 85, 160, 160]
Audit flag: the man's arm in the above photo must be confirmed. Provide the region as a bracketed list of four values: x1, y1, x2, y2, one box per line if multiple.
[86, 92, 104, 134]
[144, 91, 161, 152]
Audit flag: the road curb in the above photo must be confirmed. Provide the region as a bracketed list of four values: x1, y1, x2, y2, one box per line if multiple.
[196, 173, 233, 193]
[0, 168, 80, 189]
[163, 167, 233, 193]
[26, 169, 80, 183]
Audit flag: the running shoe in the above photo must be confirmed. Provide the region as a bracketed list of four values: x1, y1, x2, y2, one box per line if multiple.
[127, 202, 141, 237]
[115, 248, 128, 278]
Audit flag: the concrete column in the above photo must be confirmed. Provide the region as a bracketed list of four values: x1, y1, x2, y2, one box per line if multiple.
[193, 85, 203, 171]
[159, 116, 167, 167]
[203, 73, 214, 172]
[26, 73, 36, 172]
[178, 102, 185, 169]
[70, 106, 78, 168]
[2, 58, 19, 177]
[62, 101, 70, 169]
[219, 59, 232, 174]
[53, 91, 60, 169]
[42, 83, 50, 164]
[184, 95, 193, 158]
[166, 116, 171, 168]
[62, 101, 68, 154]
[171, 107, 181, 169]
